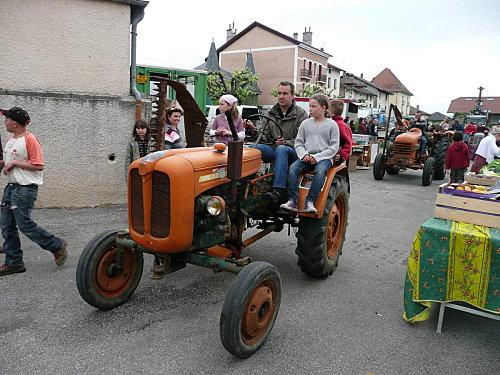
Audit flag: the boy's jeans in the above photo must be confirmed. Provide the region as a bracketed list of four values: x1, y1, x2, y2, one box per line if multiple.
[1, 184, 62, 267]
[287, 159, 333, 203]
[450, 168, 466, 183]
[255, 144, 298, 189]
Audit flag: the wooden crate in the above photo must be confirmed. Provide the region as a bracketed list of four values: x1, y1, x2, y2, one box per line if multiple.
[434, 184, 500, 228]
[465, 172, 499, 187]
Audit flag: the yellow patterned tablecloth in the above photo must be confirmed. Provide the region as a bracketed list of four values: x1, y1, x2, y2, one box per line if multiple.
[403, 217, 500, 322]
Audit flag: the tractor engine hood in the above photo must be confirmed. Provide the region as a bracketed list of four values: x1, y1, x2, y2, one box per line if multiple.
[131, 146, 262, 195]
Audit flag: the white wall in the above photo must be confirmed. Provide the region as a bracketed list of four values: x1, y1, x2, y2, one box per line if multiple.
[0, 0, 130, 96]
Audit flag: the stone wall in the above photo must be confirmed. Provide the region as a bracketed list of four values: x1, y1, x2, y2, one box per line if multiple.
[0, 91, 151, 207]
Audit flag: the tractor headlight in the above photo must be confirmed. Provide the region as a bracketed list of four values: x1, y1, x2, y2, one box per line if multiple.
[206, 196, 225, 216]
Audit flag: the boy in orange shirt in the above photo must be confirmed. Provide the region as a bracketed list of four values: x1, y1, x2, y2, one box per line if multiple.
[0, 107, 67, 276]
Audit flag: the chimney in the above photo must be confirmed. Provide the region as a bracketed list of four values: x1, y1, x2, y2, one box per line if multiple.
[417, 104, 420, 110]
[360, 73, 364, 79]
[226, 22, 237, 41]
[302, 27, 312, 45]
[293, 32, 298, 39]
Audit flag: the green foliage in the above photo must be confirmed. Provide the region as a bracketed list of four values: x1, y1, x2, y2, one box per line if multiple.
[453, 112, 468, 122]
[296, 83, 334, 98]
[271, 84, 336, 98]
[207, 68, 259, 105]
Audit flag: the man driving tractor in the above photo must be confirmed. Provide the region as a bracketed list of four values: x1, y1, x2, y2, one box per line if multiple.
[245, 81, 308, 206]
[409, 110, 428, 156]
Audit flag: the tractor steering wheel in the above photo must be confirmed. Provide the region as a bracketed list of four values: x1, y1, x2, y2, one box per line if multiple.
[246, 114, 283, 147]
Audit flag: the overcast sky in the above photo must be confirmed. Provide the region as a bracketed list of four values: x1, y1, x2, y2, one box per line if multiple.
[136, 0, 500, 114]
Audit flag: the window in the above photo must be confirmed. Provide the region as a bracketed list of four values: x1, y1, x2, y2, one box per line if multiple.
[327, 77, 331, 88]
[333, 79, 337, 90]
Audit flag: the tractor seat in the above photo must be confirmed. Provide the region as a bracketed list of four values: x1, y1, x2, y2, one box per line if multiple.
[395, 127, 422, 143]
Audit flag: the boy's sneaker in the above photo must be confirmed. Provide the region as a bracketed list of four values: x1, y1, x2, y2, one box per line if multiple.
[280, 199, 298, 212]
[0, 263, 26, 276]
[302, 200, 317, 214]
[53, 239, 68, 266]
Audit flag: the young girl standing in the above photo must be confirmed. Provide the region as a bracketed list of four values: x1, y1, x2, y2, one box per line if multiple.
[281, 94, 340, 214]
[209, 94, 245, 144]
[126, 119, 153, 168]
[164, 108, 185, 150]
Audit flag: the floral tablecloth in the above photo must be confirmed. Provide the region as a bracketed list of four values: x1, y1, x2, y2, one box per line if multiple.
[403, 217, 500, 322]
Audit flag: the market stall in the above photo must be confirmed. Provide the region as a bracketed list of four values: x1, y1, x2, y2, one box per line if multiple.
[403, 175, 500, 331]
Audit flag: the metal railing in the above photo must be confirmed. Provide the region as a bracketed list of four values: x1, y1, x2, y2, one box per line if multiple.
[317, 74, 327, 83]
[300, 69, 312, 79]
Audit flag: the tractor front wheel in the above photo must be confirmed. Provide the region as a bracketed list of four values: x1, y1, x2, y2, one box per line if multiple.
[220, 261, 281, 358]
[422, 157, 435, 186]
[76, 230, 144, 310]
[295, 175, 349, 278]
[373, 154, 386, 180]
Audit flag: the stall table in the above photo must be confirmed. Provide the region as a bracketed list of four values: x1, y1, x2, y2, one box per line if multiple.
[403, 217, 500, 330]
[352, 144, 371, 168]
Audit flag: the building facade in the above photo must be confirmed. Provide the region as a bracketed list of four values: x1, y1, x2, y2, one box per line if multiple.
[371, 68, 413, 116]
[0, 0, 148, 207]
[339, 73, 392, 111]
[217, 22, 332, 105]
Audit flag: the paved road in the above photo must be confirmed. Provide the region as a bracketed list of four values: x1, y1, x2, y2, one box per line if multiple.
[1, 170, 498, 375]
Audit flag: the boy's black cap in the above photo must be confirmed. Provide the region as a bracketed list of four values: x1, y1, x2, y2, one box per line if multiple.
[0, 107, 30, 125]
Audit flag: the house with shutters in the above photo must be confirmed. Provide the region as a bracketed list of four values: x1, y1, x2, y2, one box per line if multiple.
[215, 22, 333, 105]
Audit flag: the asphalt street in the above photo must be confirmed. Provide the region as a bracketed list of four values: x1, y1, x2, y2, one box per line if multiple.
[1, 169, 498, 375]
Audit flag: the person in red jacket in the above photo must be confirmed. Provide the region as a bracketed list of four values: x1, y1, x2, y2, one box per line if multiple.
[445, 131, 470, 183]
[330, 99, 353, 165]
[463, 121, 477, 143]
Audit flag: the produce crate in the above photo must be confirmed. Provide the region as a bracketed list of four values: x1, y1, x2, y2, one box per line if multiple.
[465, 172, 499, 187]
[434, 183, 500, 228]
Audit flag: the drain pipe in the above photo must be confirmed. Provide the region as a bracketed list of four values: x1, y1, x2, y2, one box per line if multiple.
[130, 4, 146, 121]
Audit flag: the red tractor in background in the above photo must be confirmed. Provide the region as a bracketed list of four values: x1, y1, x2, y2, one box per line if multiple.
[373, 104, 451, 186]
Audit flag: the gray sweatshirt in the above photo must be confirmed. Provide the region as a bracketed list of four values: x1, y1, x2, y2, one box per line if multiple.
[294, 118, 340, 163]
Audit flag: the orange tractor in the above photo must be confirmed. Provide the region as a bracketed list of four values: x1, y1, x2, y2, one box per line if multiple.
[373, 104, 450, 186]
[76, 76, 350, 358]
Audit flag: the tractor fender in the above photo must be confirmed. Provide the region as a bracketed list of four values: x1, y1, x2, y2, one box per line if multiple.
[298, 164, 349, 220]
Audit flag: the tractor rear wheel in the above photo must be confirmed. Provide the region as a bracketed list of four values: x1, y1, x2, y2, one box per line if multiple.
[295, 175, 349, 278]
[422, 157, 435, 186]
[220, 261, 281, 358]
[432, 137, 449, 180]
[373, 154, 386, 180]
[76, 230, 144, 310]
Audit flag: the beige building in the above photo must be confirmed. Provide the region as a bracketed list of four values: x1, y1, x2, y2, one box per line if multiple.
[217, 22, 332, 105]
[0, 0, 149, 207]
[371, 68, 413, 116]
[327, 64, 343, 98]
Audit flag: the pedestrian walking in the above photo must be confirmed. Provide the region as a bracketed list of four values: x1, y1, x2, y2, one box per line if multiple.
[0, 107, 67, 276]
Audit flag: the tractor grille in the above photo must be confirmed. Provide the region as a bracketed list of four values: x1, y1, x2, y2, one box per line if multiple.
[130, 169, 145, 234]
[394, 143, 413, 155]
[150, 171, 170, 238]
